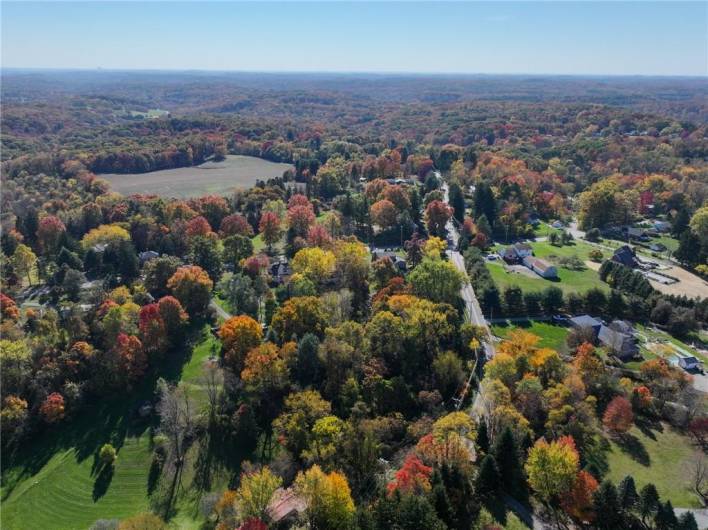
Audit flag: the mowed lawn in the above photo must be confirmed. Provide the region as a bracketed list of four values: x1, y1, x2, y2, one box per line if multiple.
[1, 327, 228, 530]
[488, 240, 608, 295]
[604, 422, 703, 508]
[492, 320, 570, 353]
[2, 431, 152, 530]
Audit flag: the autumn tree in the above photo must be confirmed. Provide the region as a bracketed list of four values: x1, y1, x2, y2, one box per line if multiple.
[562, 470, 599, 522]
[273, 390, 331, 459]
[387, 453, 433, 495]
[115, 333, 147, 383]
[292, 247, 336, 285]
[294, 465, 355, 530]
[603, 396, 634, 435]
[425, 200, 453, 237]
[219, 315, 263, 372]
[370, 199, 398, 229]
[258, 211, 283, 251]
[139, 303, 168, 355]
[287, 204, 316, 238]
[36, 215, 66, 254]
[40, 392, 66, 423]
[220, 213, 253, 237]
[525, 436, 579, 504]
[167, 265, 213, 317]
[234, 467, 282, 523]
[12, 244, 37, 285]
[81, 224, 130, 249]
[157, 295, 189, 340]
[271, 296, 327, 342]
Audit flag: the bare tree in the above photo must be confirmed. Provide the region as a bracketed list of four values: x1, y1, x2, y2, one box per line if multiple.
[691, 452, 708, 506]
[201, 360, 223, 425]
[156, 378, 196, 471]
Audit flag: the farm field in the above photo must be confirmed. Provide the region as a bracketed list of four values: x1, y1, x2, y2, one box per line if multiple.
[101, 155, 293, 198]
[491, 319, 570, 353]
[604, 422, 703, 508]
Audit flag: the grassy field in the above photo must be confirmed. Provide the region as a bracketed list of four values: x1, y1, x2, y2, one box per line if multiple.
[491, 319, 570, 353]
[488, 240, 608, 295]
[604, 421, 703, 508]
[101, 155, 293, 198]
[1, 326, 231, 529]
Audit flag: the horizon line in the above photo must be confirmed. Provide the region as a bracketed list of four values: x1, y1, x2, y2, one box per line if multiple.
[2, 66, 707, 79]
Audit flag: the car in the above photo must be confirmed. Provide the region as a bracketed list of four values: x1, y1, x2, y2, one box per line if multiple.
[486, 254, 498, 261]
[552, 314, 568, 324]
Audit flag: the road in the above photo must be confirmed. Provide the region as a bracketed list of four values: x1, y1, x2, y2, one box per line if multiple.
[209, 298, 232, 321]
[438, 173, 495, 360]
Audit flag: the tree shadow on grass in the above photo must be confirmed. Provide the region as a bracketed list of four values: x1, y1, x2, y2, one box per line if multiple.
[584, 437, 610, 479]
[92, 464, 114, 501]
[616, 433, 651, 467]
[635, 415, 663, 442]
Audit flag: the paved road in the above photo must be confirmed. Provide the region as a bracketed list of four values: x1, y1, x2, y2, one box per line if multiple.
[438, 173, 495, 360]
[209, 298, 232, 321]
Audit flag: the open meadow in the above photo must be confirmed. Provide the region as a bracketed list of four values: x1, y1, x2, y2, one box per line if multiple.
[101, 155, 293, 198]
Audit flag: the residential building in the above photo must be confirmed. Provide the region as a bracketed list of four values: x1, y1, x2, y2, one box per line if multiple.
[569, 315, 603, 338]
[611, 245, 638, 268]
[598, 320, 639, 360]
[522, 256, 557, 278]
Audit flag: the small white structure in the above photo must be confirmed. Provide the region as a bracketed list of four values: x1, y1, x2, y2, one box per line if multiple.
[523, 256, 557, 279]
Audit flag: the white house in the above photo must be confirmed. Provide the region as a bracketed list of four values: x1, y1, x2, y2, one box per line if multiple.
[523, 256, 558, 279]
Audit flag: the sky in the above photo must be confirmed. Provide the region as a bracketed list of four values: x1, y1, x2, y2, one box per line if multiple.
[2, 1, 707, 76]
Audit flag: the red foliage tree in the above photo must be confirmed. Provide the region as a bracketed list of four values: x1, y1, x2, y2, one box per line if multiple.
[287, 194, 311, 209]
[258, 211, 283, 249]
[40, 392, 65, 423]
[689, 417, 708, 446]
[562, 470, 599, 522]
[386, 453, 433, 496]
[306, 224, 333, 249]
[0, 293, 20, 321]
[238, 519, 268, 530]
[220, 213, 254, 237]
[191, 195, 231, 230]
[287, 205, 316, 237]
[37, 215, 66, 253]
[185, 215, 213, 238]
[139, 303, 168, 355]
[603, 396, 634, 435]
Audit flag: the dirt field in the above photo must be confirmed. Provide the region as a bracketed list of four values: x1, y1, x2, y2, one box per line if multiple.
[648, 265, 708, 299]
[100, 155, 294, 198]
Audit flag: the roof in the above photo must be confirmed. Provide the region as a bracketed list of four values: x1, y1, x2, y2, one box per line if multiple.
[598, 325, 637, 355]
[680, 356, 700, 367]
[514, 243, 532, 251]
[612, 245, 637, 267]
[570, 315, 602, 329]
[268, 488, 307, 523]
[525, 256, 554, 272]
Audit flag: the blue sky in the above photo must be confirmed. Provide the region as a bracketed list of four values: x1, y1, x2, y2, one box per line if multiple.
[2, 1, 706, 75]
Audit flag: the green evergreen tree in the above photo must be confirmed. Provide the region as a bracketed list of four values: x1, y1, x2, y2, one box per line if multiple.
[492, 427, 526, 498]
[475, 455, 501, 501]
[476, 420, 490, 454]
[638, 483, 661, 527]
[593, 481, 624, 530]
[618, 475, 639, 511]
[678, 511, 699, 530]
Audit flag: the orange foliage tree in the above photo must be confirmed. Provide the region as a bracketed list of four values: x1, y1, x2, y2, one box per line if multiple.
[219, 315, 263, 372]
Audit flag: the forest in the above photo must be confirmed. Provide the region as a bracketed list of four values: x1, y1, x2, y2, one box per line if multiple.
[1, 71, 708, 530]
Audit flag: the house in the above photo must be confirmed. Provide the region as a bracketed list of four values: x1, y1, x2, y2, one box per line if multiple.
[501, 246, 520, 264]
[611, 245, 638, 268]
[598, 323, 639, 360]
[523, 256, 557, 279]
[268, 487, 307, 524]
[649, 243, 667, 252]
[139, 250, 159, 264]
[91, 243, 108, 253]
[653, 220, 672, 233]
[514, 243, 533, 258]
[372, 249, 407, 272]
[270, 259, 292, 285]
[627, 227, 650, 242]
[674, 356, 702, 372]
[569, 315, 603, 338]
